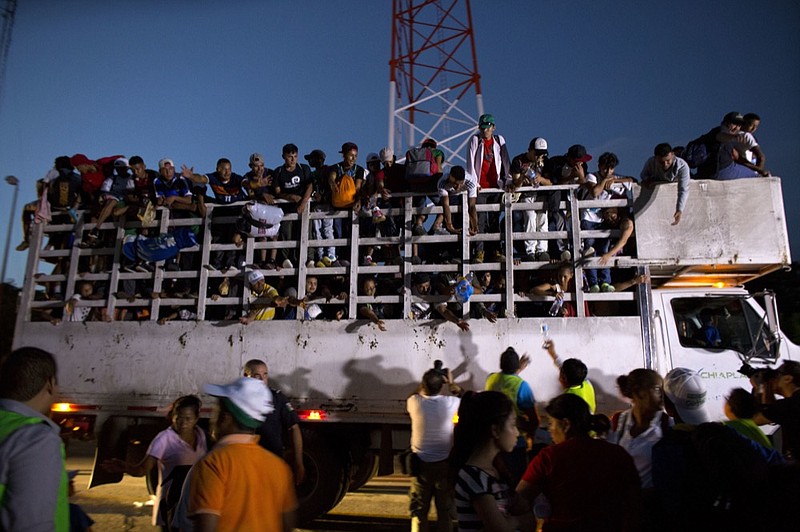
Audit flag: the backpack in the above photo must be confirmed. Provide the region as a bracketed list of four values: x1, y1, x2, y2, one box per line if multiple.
[236, 201, 283, 238]
[684, 128, 721, 179]
[331, 165, 360, 208]
[404, 146, 439, 183]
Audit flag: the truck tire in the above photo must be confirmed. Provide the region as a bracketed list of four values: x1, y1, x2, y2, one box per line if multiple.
[348, 450, 378, 492]
[296, 428, 350, 525]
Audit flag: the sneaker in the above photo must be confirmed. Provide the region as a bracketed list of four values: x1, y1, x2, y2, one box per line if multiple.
[525, 253, 537, 262]
[372, 206, 386, 224]
[493, 251, 506, 263]
[362, 255, 374, 266]
[87, 229, 99, 241]
[135, 263, 154, 273]
[412, 224, 426, 236]
[15, 241, 29, 251]
[537, 251, 551, 262]
[560, 250, 572, 262]
[204, 264, 218, 271]
[589, 284, 600, 293]
[601, 283, 616, 293]
[472, 250, 485, 264]
[315, 260, 327, 268]
[582, 246, 596, 258]
[337, 259, 351, 268]
[306, 260, 316, 268]
[433, 227, 450, 236]
[322, 256, 335, 267]
[281, 259, 293, 269]
[411, 256, 422, 265]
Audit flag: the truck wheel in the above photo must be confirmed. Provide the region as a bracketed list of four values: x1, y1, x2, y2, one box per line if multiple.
[296, 428, 350, 525]
[348, 450, 378, 492]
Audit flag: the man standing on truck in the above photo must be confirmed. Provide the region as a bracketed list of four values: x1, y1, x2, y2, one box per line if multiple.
[640, 142, 690, 225]
[407, 363, 464, 532]
[189, 377, 297, 531]
[243, 359, 305, 484]
[484, 347, 539, 484]
[0, 347, 69, 531]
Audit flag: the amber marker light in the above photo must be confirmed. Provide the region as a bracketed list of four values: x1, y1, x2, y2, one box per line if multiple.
[298, 410, 327, 421]
[52, 403, 75, 413]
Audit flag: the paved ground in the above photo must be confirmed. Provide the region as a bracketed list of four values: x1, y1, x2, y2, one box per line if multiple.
[66, 439, 421, 531]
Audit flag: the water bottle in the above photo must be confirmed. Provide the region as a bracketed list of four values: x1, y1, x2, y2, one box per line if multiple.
[548, 284, 564, 316]
[455, 272, 474, 304]
[540, 323, 550, 348]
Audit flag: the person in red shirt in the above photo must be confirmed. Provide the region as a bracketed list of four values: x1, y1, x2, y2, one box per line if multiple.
[516, 394, 641, 532]
[464, 114, 511, 263]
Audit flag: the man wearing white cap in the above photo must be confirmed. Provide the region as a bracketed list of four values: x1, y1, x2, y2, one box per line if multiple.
[240, 270, 290, 324]
[84, 157, 135, 244]
[509, 137, 553, 261]
[651, 368, 782, 531]
[189, 377, 297, 531]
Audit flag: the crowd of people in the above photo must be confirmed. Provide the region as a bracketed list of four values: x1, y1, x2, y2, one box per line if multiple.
[18, 111, 769, 328]
[1, 325, 797, 530]
[407, 342, 799, 532]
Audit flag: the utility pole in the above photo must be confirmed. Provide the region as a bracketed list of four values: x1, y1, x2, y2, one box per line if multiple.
[389, 0, 483, 165]
[0, 0, 17, 114]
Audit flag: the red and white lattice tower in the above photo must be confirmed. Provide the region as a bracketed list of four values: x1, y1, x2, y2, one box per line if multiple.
[389, 0, 483, 165]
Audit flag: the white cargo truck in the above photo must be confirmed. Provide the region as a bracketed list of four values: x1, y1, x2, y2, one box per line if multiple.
[12, 177, 796, 520]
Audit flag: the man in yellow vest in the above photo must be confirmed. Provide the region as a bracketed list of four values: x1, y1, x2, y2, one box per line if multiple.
[0, 347, 69, 531]
[484, 347, 539, 485]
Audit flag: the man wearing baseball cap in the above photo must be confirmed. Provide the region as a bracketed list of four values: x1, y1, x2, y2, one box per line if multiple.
[188, 377, 296, 531]
[509, 137, 553, 261]
[240, 270, 290, 324]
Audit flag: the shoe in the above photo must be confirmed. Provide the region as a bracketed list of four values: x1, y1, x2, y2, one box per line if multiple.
[123, 265, 137, 273]
[472, 250, 485, 264]
[583, 246, 595, 258]
[411, 256, 422, 265]
[434, 227, 450, 236]
[589, 284, 600, 293]
[537, 251, 551, 262]
[135, 263, 154, 273]
[412, 224, 426, 236]
[362, 256, 374, 266]
[87, 229, 99, 241]
[601, 283, 615, 293]
[204, 264, 218, 271]
[15, 241, 29, 251]
[560, 250, 572, 262]
[281, 259, 293, 269]
[493, 251, 506, 263]
[322, 256, 335, 267]
[306, 260, 316, 268]
[315, 260, 326, 268]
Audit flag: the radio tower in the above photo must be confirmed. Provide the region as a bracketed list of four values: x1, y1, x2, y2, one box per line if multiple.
[0, 0, 17, 114]
[389, 0, 483, 165]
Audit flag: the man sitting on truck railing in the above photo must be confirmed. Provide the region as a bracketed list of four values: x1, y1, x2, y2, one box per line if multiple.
[83, 158, 135, 247]
[640, 142, 689, 226]
[509, 137, 553, 262]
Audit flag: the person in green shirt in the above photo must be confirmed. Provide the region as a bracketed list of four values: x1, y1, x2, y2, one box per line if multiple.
[543, 340, 596, 413]
[723, 387, 772, 448]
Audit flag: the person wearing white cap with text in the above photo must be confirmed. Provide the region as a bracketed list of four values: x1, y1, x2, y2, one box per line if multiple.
[509, 137, 553, 261]
[188, 377, 296, 531]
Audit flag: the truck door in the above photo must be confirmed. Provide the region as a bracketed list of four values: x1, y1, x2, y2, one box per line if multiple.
[658, 292, 779, 419]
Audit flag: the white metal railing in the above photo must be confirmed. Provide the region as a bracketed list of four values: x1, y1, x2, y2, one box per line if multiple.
[18, 185, 637, 322]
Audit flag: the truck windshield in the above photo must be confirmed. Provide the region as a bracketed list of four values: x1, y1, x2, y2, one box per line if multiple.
[671, 296, 777, 361]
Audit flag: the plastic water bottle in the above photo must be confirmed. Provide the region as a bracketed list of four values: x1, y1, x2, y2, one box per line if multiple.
[455, 272, 474, 304]
[540, 323, 550, 348]
[548, 284, 564, 316]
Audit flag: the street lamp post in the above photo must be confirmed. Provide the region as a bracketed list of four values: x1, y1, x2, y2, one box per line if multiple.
[2, 175, 20, 285]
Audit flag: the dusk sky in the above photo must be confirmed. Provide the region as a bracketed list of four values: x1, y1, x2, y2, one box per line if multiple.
[1, 0, 798, 285]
